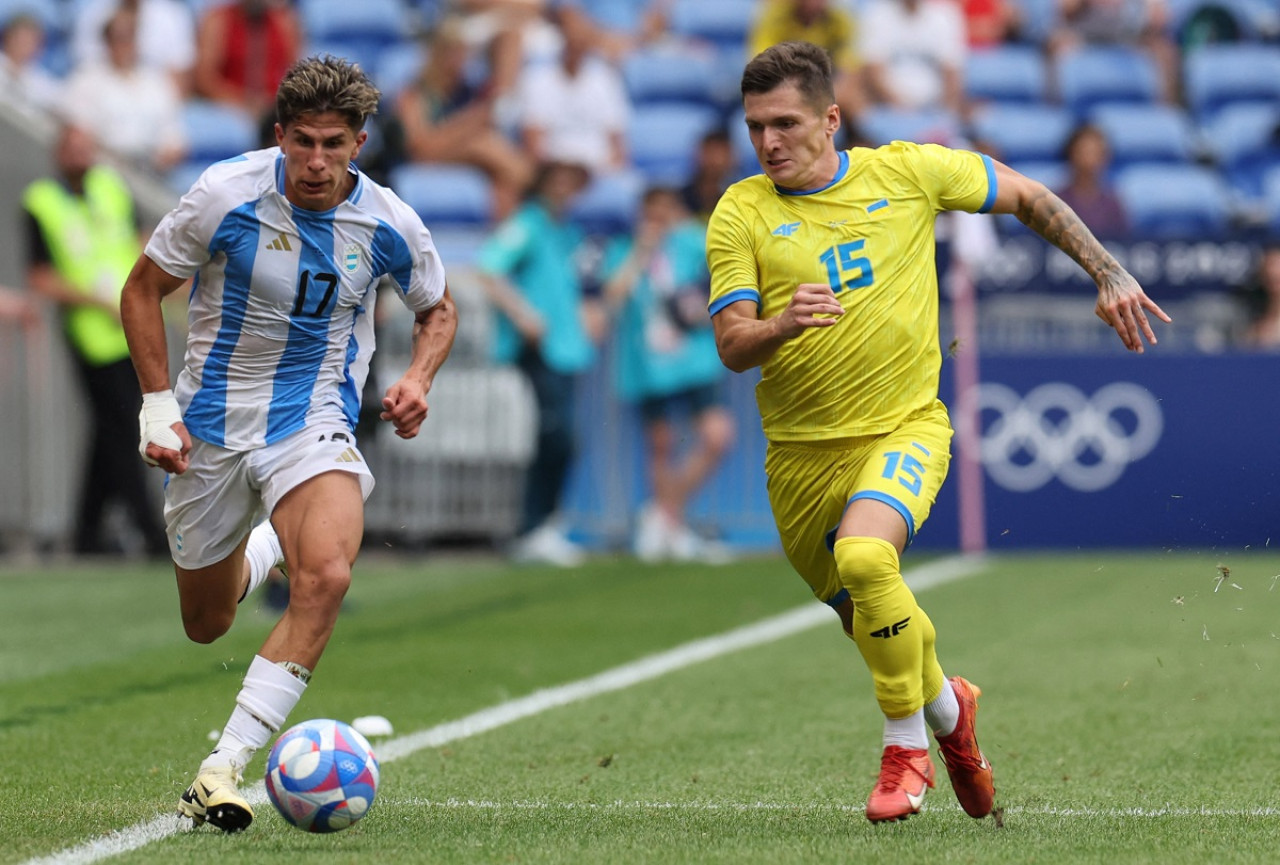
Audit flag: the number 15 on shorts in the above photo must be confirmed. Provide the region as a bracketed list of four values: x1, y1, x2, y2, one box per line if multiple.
[881, 443, 931, 497]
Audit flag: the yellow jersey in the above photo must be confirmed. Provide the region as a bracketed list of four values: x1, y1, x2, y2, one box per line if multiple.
[707, 142, 996, 442]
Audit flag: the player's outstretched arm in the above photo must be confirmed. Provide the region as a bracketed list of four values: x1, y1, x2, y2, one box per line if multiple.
[711, 283, 844, 373]
[120, 254, 192, 473]
[989, 161, 1171, 353]
[382, 284, 458, 440]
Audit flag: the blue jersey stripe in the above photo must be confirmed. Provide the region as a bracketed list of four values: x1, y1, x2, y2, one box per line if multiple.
[183, 201, 262, 446]
[369, 219, 414, 298]
[266, 207, 339, 440]
[978, 153, 998, 213]
[339, 305, 365, 429]
[709, 288, 761, 316]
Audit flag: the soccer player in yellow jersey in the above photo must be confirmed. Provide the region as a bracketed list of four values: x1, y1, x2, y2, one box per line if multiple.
[707, 42, 1169, 824]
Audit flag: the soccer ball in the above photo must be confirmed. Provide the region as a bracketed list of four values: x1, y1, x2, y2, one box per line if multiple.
[265, 718, 380, 832]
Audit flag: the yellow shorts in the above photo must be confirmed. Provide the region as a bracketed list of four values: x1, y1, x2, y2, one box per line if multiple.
[764, 400, 953, 606]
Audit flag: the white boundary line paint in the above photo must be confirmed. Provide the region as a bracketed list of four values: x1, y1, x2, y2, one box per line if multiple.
[397, 798, 1280, 819]
[24, 555, 983, 865]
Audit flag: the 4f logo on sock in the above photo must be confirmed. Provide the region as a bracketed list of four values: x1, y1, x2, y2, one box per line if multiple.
[870, 616, 911, 639]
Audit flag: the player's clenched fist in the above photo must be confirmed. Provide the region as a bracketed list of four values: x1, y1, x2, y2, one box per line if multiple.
[380, 378, 430, 439]
[777, 283, 845, 339]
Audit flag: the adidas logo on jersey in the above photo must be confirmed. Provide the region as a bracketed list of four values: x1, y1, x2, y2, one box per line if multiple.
[772, 221, 801, 237]
[334, 447, 362, 464]
[264, 233, 293, 251]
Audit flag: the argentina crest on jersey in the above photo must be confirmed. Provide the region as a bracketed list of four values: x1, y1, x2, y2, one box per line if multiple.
[342, 243, 362, 273]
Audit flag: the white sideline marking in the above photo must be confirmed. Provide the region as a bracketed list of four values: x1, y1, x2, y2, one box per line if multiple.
[24, 555, 982, 865]
[398, 798, 1280, 819]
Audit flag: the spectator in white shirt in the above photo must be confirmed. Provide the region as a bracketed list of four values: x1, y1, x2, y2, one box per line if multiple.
[63, 8, 187, 172]
[859, 0, 968, 115]
[70, 0, 195, 94]
[0, 13, 62, 111]
[517, 5, 631, 175]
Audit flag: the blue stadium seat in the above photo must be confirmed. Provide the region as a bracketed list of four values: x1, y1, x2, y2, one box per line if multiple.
[1114, 164, 1233, 239]
[1017, 0, 1060, 43]
[726, 108, 759, 177]
[860, 107, 960, 147]
[628, 102, 722, 184]
[1008, 160, 1068, 191]
[966, 45, 1048, 105]
[1202, 102, 1280, 200]
[300, 0, 409, 46]
[304, 40, 380, 78]
[1056, 46, 1161, 115]
[167, 160, 211, 196]
[375, 42, 426, 104]
[623, 44, 721, 107]
[1184, 43, 1280, 121]
[569, 168, 646, 235]
[584, 0, 652, 33]
[970, 103, 1074, 163]
[1089, 104, 1197, 168]
[668, 0, 758, 49]
[1263, 165, 1280, 232]
[181, 100, 259, 164]
[300, 0, 409, 77]
[390, 163, 492, 226]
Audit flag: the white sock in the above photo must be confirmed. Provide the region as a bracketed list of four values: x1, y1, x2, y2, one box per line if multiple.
[883, 709, 929, 750]
[240, 521, 283, 603]
[202, 655, 308, 772]
[925, 680, 961, 737]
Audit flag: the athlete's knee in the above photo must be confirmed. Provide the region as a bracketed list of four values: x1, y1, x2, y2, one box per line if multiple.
[288, 559, 352, 611]
[833, 536, 901, 598]
[182, 607, 235, 644]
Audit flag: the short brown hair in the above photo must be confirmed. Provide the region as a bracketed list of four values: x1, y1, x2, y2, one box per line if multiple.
[741, 41, 835, 113]
[276, 55, 381, 132]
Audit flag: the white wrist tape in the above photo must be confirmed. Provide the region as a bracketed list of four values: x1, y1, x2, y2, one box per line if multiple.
[138, 389, 183, 465]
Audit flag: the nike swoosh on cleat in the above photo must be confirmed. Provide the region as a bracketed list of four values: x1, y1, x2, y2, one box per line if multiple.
[906, 788, 927, 811]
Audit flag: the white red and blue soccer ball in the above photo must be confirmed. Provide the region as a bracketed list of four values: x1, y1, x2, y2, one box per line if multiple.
[265, 718, 380, 833]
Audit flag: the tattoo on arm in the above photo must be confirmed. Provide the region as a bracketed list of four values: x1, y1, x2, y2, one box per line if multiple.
[1017, 186, 1121, 282]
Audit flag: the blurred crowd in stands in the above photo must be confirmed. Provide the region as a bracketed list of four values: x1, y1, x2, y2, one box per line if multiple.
[5, 0, 1280, 560]
[0, 0, 1277, 240]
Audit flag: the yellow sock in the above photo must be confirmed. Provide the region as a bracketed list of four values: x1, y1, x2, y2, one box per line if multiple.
[833, 536, 924, 719]
[916, 606, 946, 707]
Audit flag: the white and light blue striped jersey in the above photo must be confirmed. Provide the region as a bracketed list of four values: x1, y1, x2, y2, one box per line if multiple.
[146, 148, 447, 451]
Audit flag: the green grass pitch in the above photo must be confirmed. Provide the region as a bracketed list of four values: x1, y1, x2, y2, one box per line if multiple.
[4, 549, 1280, 864]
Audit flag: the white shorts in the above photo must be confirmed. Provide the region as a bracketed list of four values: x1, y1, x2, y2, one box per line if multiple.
[163, 424, 375, 569]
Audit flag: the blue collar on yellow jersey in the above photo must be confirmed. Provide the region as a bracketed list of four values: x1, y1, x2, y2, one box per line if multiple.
[774, 150, 849, 197]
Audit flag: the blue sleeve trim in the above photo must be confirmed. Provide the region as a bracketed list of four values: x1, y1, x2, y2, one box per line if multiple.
[978, 153, 997, 214]
[825, 588, 851, 608]
[708, 288, 761, 316]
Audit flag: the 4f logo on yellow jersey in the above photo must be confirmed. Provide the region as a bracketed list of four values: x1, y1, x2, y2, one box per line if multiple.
[870, 617, 911, 639]
[772, 221, 801, 237]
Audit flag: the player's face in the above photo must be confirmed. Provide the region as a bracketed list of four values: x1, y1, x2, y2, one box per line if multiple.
[276, 112, 367, 211]
[743, 82, 840, 190]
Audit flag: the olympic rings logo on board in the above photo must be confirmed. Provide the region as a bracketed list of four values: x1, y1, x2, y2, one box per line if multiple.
[972, 382, 1163, 493]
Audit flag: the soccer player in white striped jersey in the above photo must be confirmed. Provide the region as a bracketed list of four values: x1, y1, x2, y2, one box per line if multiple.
[120, 56, 458, 832]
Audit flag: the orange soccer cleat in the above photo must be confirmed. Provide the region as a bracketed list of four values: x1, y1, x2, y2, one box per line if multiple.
[936, 676, 996, 818]
[865, 745, 935, 823]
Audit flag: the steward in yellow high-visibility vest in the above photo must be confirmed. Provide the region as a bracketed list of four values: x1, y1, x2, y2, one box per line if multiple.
[23, 124, 166, 556]
[23, 158, 137, 365]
